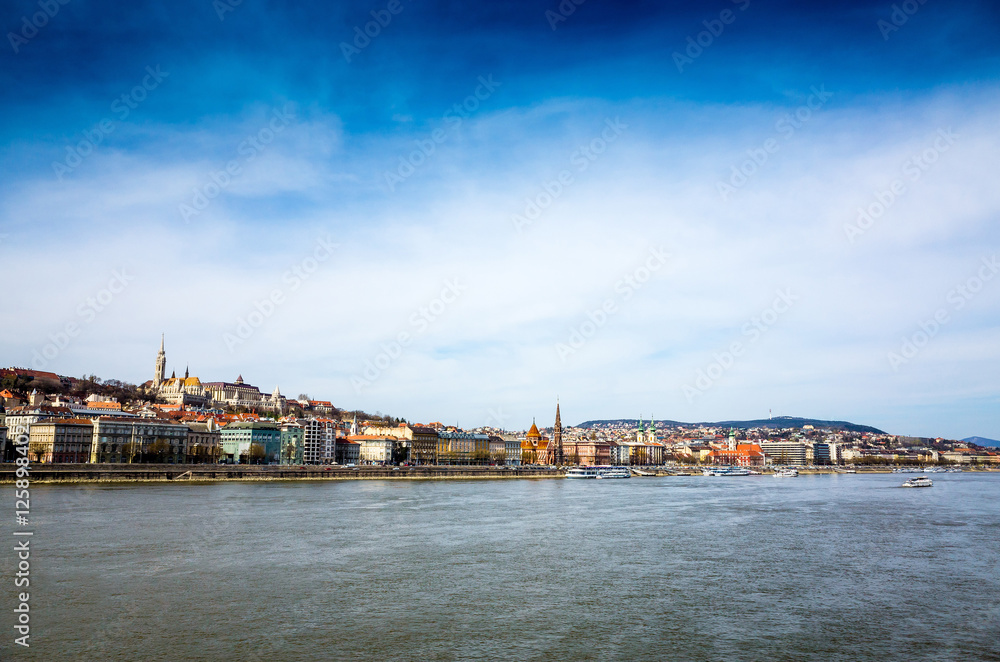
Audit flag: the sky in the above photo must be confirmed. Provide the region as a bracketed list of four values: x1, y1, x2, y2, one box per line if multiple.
[1, 0, 998, 439]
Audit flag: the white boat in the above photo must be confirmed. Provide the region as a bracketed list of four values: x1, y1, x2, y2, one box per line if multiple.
[902, 476, 933, 488]
[702, 466, 752, 476]
[774, 468, 799, 477]
[565, 467, 600, 479]
[596, 467, 631, 479]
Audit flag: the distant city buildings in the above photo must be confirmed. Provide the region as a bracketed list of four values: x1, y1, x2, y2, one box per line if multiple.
[1, 339, 998, 469]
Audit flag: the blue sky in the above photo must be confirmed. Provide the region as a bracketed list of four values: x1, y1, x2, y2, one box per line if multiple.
[2, 0, 999, 439]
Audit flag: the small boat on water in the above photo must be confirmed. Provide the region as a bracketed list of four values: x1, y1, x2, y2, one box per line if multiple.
[774, 468, 799, 477]
[596, 467, 630, 479]
[702, 466, 752, 476]
[902, 476, 933, 488]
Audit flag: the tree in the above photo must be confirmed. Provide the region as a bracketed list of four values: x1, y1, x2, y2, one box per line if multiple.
[248, 443, 266, 465]
[148, 439, 171, 463]
[282, 442, 298, 464]
[121, 441, 141, 464]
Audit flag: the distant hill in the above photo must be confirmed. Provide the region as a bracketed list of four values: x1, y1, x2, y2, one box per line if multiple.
[963, 436, 999, 448]
[577, 415, 885, 434]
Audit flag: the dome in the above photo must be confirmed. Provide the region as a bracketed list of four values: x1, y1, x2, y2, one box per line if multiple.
[526, 422, 541, 439]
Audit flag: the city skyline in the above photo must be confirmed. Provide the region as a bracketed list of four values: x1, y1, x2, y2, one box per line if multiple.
[2, 1, 999, 441]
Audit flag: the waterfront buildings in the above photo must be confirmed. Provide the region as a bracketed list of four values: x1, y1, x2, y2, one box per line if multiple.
[89, 417, 190, 463]
[280, 423, 305, 464]
[220, 421, 281, 463]
[759, 440, 810, 466]
[27, 418, 93, 463]
[335, 438, 361, 465]
[186, 420, 222, 463]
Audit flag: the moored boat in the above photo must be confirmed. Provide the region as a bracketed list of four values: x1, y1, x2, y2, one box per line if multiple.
[774, 468, 799, 477]
[596, 467, 631, 479]
[565, 467, 600, 479]
[702, 466, 753, 476]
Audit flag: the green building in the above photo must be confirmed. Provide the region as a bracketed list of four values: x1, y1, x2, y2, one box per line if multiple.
[279, 424, 305, 465]
[220, 422, 281, 464]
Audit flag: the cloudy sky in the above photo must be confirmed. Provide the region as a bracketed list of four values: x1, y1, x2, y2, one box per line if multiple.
[2, 0, 998, 439]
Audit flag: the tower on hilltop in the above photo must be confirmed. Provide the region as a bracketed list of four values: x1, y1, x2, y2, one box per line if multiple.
[154, 333, 166, 388]
[553, 400, 564, 465]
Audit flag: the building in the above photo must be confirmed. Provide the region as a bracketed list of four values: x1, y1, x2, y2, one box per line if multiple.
[280, 423, 305, 465]
[4, 405, 73, 438]
[503, 436, 522, 466]
[27, 418, 94, 463]
[609, 441, 629, 466]
[220, 422, 281, 464]
[563, 438, 612, 466]
[760, 439, 809, 466]
[185, 420, 221, 463]
[89, 417, 190, 463]
[299, 418, 338, 464]
[813, 441, 840, 465]
[0, 425, 8, 462]
[520, 421, 548, 464]
[488, 435, 506, 464]
[353, 435, 395, 464]
[335, 438, 360, 465]
[203, 375, 286, 412]
[439, 431, 489, 464]
[148, 336, 209, 407]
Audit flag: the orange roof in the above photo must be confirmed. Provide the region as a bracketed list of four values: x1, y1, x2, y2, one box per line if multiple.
[526, 422, 541, 439]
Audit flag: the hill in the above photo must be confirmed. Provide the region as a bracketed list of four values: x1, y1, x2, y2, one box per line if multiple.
[577, 416, 885, 434]
[962, 436, 999, 448]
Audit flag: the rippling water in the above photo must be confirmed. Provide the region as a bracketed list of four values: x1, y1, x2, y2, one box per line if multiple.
[3, 473, 999, 661]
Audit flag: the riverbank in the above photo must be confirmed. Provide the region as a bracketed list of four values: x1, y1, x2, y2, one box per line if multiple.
[2, 464, 993, 484]
[0, 464, 564, 483]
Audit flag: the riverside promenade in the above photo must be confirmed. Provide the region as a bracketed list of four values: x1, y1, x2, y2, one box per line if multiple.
[0, 463, 564, 484]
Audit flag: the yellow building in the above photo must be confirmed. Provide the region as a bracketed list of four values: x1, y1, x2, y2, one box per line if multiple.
[521, 421, 549, 464]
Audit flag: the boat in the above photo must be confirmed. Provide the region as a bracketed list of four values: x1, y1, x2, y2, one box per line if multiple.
[902, 476, 933, 488]
[702, 466, 752, 476]
[596, 467, 631, 479]
[565, 467, 600, 479]
[774, 468, 799, 477]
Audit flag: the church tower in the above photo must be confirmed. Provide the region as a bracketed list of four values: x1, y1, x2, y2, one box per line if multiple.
[553, 400, 564, 465]
[154, 334, 166, 388]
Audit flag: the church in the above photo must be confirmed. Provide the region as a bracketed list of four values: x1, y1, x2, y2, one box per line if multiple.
[148, 335, 209, 407]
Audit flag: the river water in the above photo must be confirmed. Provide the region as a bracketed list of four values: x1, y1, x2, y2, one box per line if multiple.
[3, 473, 999, 661]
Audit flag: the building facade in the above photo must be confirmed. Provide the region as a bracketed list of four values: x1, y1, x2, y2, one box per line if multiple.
[27, 419, 93, 463]
[220, 422, 281, 463]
